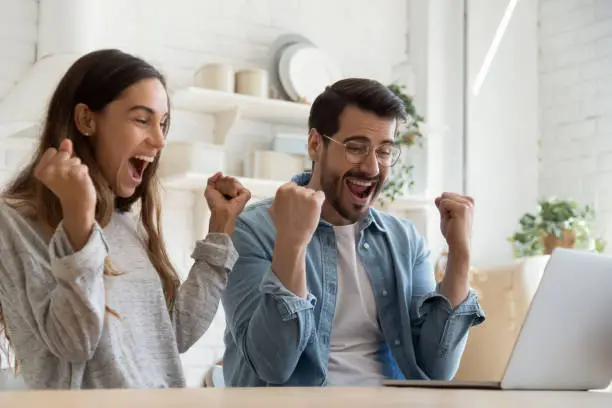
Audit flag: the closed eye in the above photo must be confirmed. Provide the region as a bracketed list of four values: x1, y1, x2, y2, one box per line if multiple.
[345, 144, 369, 155]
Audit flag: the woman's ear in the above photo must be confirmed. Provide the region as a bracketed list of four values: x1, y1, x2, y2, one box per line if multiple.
[74, 103, 96, 136]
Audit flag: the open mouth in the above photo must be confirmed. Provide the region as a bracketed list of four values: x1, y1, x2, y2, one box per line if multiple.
[128, 154, 154, 181]
[345, 178, 376, 200]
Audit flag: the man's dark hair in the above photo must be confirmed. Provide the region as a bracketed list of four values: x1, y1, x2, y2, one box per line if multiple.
[308, 78, 407, 144]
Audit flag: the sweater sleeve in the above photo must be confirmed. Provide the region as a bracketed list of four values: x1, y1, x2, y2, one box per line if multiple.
[170, 233, 238, 353]
[0, 221, 108, 363]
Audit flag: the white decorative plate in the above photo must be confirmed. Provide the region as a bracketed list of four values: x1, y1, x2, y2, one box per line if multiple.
[278, 43, 342, 104]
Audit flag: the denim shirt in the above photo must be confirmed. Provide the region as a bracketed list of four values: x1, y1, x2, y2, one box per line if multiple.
[221, 172, 485, 387]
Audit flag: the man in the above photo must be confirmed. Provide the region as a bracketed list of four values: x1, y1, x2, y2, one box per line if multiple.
[221, 78, 485, 387]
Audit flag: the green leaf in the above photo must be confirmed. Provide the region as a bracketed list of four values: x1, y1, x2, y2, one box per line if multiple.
[507, 197, 605, 258]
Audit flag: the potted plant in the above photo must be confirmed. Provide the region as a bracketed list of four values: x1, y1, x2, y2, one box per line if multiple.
[380, 83, 425, 203]
[508, 197, 606, 258]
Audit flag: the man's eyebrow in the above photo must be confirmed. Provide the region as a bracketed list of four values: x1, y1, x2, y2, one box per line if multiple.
[342, 135, 371, 143]
[342, 135, 395, 144]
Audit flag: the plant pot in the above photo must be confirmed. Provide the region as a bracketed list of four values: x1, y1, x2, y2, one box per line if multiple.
[541, 230, 576, 254]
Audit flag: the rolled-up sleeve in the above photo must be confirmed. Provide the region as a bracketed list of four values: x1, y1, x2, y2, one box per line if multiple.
[260, 268, 317, 321]
[409, 235, 485, 380]
[222, 217, 317, 385]
[172, 233, 238, 353]
[416, 285, 485, 357]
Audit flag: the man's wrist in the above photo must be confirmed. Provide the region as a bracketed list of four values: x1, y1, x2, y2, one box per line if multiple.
[272, 234, 308, 298]
[275, 229, 309, 251]
[446, 247, 471, 274]
[448, 245, 470, 261]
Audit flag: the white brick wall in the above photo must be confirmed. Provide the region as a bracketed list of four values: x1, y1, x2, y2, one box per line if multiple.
[0, 0, 409, 386]
[0, 0, 37, 103]
[539, 0, 612, 246]
[97, 0, 408, 92]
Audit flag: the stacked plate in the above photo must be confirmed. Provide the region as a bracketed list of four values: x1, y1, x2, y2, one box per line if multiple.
[272, 36, 343, 104]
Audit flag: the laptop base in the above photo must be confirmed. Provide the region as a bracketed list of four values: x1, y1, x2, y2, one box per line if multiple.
[383, 380, 502, 389]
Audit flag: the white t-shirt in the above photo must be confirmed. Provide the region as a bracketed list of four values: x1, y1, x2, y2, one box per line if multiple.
[326, 222, 385, 386]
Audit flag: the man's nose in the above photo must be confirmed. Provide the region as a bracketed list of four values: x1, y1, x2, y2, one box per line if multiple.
[359, 148, 380, 177]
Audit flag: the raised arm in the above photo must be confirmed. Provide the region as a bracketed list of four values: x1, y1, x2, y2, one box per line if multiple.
[222, 183, 324, 384]
[409, 192, 485, 379]
[170, 173, 248, 352]
[171, 232, 237, 353]
[0, 139, 109, 362]
[408, 234, 484, 379]
[0, 218, 108, 363]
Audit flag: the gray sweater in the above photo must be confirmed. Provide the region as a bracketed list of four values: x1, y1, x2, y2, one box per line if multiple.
[0, 203, 237, 389]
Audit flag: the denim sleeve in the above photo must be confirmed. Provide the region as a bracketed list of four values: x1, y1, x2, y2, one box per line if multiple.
[409, 234, 485, 380]
[222, 216, 317, 384]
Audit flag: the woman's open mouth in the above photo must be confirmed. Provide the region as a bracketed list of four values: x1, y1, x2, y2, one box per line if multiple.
[128, 155, 154, 182]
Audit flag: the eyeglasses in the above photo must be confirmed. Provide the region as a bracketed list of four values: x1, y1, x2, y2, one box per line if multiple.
[322, 134, 402, 167]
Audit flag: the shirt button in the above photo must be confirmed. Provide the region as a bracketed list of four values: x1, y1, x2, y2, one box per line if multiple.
[394, 339, 401, 346]
[381, 290, 388, 296]
[363, 242, 370, 249]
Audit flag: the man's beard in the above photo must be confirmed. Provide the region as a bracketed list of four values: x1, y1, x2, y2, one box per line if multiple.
[320, 163, 382, 223]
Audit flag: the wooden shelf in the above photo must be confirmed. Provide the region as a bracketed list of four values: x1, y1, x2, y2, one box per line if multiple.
[171, 87, 310, 144]
[172, 87, 310, 125]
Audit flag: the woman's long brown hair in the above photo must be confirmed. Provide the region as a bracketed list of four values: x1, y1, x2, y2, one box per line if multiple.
[0, 49, 180, 371]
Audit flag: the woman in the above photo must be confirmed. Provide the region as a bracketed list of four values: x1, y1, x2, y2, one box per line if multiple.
[0, 49, 251, 389]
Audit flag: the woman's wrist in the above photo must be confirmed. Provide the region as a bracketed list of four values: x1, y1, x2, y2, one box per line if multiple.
[208, 209, 236, 235]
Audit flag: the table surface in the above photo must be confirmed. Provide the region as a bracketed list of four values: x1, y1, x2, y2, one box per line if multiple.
[0, 387, 611, 407]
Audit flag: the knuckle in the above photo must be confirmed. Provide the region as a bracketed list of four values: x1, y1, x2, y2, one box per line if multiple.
[57, 163, 69, 174]
[307, 196, 318, 207]
[41, 166, 55, 178]
[278, 184, 290, 195]
[42, 148, 56, 158]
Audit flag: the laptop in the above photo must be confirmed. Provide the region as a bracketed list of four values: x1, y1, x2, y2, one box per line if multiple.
[384, 247, 612, 391]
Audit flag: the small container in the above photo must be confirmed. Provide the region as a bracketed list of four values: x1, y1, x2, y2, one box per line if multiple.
[235, 68, 268, 98]
[194, 63, 235, 93]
